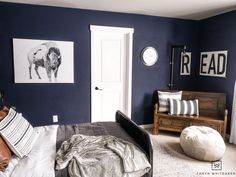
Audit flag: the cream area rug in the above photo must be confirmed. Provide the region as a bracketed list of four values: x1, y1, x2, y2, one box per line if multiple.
[150, 132, 236, 177]
[151, 134, 201, 177]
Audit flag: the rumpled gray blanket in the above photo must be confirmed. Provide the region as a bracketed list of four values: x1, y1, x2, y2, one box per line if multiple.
[55, 134, 151, 177]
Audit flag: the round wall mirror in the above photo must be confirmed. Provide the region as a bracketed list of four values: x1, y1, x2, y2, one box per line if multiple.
[140, 47, 158, 66]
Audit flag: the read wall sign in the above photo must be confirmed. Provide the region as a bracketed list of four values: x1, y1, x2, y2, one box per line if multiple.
[200, 50, 227, 78]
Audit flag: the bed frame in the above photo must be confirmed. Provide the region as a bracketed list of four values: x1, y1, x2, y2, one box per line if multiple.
[55, 111, 153, 177]
[116, 111, 153, 177]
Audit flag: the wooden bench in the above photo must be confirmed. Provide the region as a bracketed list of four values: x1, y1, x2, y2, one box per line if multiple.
[153, 91, 227, 139]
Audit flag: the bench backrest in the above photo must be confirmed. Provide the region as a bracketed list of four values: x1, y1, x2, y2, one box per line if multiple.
[182, 91, 226, 117]
[154, 90, 226, 118]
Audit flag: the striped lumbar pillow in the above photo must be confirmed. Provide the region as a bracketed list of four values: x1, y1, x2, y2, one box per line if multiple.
[169, 99, 199, 116]
[158, 91, 182, 112]
[0, 108, 38, 158]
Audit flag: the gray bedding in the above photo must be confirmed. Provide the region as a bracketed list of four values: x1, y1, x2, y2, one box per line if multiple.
[55, 134, 150, 177]
[55, 122, 151, 177]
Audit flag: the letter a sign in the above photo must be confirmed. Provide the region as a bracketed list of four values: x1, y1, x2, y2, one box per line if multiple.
[200, 51, 227, 77]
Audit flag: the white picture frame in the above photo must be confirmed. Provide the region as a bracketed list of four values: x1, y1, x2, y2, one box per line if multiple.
[180, 52, 191, 75]
[13, 38, 74, 83]
[199, 50, 227, 78]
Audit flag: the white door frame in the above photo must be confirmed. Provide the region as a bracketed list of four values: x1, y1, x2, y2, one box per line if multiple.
[90, 25, 134, 119]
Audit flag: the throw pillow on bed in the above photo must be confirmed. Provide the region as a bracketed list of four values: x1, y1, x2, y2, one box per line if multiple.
[158, 91, 182, 112]
[0, 137, 12, 171]
[0, 106, 9, 121]
[169, 99, 199, 116]
[0, 108, 38, 158]
[0, 106, 12, 171]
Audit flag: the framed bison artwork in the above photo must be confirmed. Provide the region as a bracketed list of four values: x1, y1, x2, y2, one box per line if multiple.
[13, 38, 74, 83]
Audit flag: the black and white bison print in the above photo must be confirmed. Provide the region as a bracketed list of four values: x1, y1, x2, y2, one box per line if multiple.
[28, 42, 62, 82]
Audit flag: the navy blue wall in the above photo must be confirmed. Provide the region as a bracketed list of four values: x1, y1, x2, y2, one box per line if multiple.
[198, 10, 236, 132]
[0, 2, 199, 126]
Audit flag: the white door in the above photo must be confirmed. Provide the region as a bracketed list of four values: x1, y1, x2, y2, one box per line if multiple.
[90, 25, 134, 122]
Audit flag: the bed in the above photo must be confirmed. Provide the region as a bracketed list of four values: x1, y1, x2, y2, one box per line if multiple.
[0, 110, 153, 177]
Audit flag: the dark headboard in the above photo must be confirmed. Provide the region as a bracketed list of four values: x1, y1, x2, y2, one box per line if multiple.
[115, 111, 153, 177]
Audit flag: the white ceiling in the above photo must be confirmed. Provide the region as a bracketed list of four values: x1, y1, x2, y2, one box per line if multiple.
[1, 0, 236, 20]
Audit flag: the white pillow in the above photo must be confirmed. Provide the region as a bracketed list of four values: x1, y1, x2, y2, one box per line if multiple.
[0, 108, 38, 158]
[158, 91, 182, 112]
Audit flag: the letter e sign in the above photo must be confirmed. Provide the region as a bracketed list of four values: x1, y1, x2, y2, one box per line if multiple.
[180, 52, 191, 75]
[200, 51, 227, 77]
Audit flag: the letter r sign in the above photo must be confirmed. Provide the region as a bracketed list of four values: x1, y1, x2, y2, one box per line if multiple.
[180, 52, 191, 75]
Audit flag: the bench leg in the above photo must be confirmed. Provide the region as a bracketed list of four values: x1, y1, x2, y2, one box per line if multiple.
[153, 113, 159, 135]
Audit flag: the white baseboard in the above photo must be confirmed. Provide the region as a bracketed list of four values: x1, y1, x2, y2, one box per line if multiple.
[139, 124, 153, 129]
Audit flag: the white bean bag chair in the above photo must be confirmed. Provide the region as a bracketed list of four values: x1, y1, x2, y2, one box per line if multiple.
[180, 126, 226, 161]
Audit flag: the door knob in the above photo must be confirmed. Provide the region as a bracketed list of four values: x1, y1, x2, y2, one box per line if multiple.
[95, 87, 102, 91]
